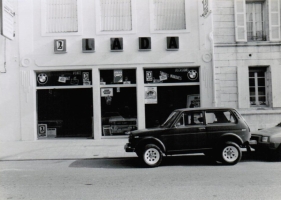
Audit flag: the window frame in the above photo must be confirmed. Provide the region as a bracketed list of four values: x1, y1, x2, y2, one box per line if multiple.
[41, 0, 83, 36]
[248, 67, 269, 107]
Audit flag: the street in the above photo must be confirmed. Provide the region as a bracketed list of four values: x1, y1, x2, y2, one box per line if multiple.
[1, 154, 281, 200]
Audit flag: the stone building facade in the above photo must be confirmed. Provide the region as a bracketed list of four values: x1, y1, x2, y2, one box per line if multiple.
[213, 0, 281, 131]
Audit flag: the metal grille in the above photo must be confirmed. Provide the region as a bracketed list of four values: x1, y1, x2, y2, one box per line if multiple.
[46, 0, 78, 33]
[100, 0, 132, 31]
[153, 0, 186, 30]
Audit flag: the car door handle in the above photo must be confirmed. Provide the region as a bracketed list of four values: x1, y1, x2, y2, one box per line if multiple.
[198, 127, 205, 130]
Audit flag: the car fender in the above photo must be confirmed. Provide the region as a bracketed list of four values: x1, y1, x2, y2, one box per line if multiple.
[217, 133, 244, 146]
[136, 137, 166, 153]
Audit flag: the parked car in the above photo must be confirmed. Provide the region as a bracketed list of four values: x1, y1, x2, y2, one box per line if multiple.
[124, 108, 251, 167]
[250, 122, 281, 161]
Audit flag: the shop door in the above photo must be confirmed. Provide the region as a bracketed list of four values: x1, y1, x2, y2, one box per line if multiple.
[37, 88, 93, 138]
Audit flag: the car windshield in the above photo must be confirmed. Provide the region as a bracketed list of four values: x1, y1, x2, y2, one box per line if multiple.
[161, 111, 179, 128]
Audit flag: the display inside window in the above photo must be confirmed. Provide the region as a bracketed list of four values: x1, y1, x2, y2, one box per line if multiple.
[144, 68, 199, 84]
[36, 70, 92, 87]
[101, 87, 137, 136]
[100, 69, 136, 85]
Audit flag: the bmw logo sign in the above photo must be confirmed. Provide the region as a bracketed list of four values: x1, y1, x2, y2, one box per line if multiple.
[187, 70, 198, 80]
[37, 73, 48, 84]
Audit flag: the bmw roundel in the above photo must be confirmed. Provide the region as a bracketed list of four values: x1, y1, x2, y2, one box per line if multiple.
[187, 70, 198, 80]
[37, 73, 48, 84]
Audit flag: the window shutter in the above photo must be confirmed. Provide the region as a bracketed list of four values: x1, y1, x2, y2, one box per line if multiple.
[271, 65, 281, 107]
[237, 66, 250, 108]
[268, 0, 281, 41]
[234, 0, 247, 42]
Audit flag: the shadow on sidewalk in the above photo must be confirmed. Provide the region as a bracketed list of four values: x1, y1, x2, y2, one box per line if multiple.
[69, 155, 226, 169]
[68, 153, 274, 169]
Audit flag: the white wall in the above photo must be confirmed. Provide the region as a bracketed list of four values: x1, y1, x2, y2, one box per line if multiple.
[13, 0, 215, 140]
[0, 0, 21, 141]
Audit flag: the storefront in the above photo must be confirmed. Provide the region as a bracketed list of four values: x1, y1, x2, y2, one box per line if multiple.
[35, 67, 201, 139]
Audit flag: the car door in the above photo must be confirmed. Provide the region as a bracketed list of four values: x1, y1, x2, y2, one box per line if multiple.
[160, 111, 207, 152]
[205, 110, 240, 147]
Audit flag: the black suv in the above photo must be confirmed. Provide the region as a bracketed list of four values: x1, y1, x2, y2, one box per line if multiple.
[125, 108, 251, 167]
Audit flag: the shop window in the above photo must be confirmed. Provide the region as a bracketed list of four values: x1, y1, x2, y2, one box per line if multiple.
[100, 69, 137, 136]
[249, 67, 268, 106]
[143, 68, 199, 84]
[45, 0, 79, 33]
[100, 0, 132, 31]
[100, 69, 136, 85]
[153, 0, 186, 30]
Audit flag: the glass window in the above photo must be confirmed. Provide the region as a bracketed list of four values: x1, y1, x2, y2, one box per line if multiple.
[248, 67, 268, 106]
[100, 0, 132, 31]
[46, 0, 78, 33]
[143, 68, 199, 84]
[246, 2, 266, 41]
[206, 110, 237, 124]
[153, 0, 186, 30]
[100, 69, 136, 85]
[100, 69, 137, 136]
[176, 112, 204, 126]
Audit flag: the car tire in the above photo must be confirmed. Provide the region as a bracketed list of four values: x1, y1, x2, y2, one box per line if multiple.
[142, 144, 163, 167]
[218, 142, 242, 165]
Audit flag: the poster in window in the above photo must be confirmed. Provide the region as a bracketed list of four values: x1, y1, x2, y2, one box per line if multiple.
[145, 87, 157, 104]
[101, 88, 113, 97]
[38, 124, 47, 137]
[114, 70, 123, 83]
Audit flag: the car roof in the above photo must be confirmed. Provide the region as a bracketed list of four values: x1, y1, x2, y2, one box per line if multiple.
[174, 107, 236, 112]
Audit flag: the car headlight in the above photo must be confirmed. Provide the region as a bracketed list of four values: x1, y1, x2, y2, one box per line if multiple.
[262, 136, 269, 142]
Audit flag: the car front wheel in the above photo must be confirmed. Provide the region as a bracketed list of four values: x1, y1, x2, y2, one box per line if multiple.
[142, 144, 163, 167]
[219, 142, 242, 165]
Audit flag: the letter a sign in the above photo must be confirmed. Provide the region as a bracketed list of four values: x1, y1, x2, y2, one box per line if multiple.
[111, 38, 123, 51]
[167, 37, 179, 51]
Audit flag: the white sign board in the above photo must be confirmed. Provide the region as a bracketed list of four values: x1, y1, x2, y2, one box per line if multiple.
[144, 87, 158, 104]
[0, 0, 15, 40]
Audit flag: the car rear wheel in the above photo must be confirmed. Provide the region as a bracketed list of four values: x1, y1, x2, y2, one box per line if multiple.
[219, 142, 241, 165]
[142, 144, 163, 167]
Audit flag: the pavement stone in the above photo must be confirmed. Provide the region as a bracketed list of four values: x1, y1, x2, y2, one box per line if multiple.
[0, 138, 136, 161]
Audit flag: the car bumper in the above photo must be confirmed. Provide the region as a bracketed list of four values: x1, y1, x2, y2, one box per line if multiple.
[250, 141, 279, 151]
[124, 143, 135, 152]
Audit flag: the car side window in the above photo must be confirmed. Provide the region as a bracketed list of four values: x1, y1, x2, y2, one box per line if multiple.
[205, 110, 237, 124]
[176, 112, 204, 127]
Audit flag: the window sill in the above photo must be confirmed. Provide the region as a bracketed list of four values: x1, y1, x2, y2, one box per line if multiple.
[215, 41, 281, 47]
[238, 108, 281, 115]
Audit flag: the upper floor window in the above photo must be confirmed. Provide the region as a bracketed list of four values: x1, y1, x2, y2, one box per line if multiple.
[246, 2, 267, 41]
[100, 0, 132, 31]
[234, 0, 280, 42]
[45, 0, 78, 33]
[153, 0, 186, 31]
[249, 67, 268, 106]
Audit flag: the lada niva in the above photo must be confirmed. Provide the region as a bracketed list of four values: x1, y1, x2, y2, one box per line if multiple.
[125, 108, 251, 167]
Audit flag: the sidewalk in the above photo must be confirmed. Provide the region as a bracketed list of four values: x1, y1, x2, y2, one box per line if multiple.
[0, 138, 136, 161]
